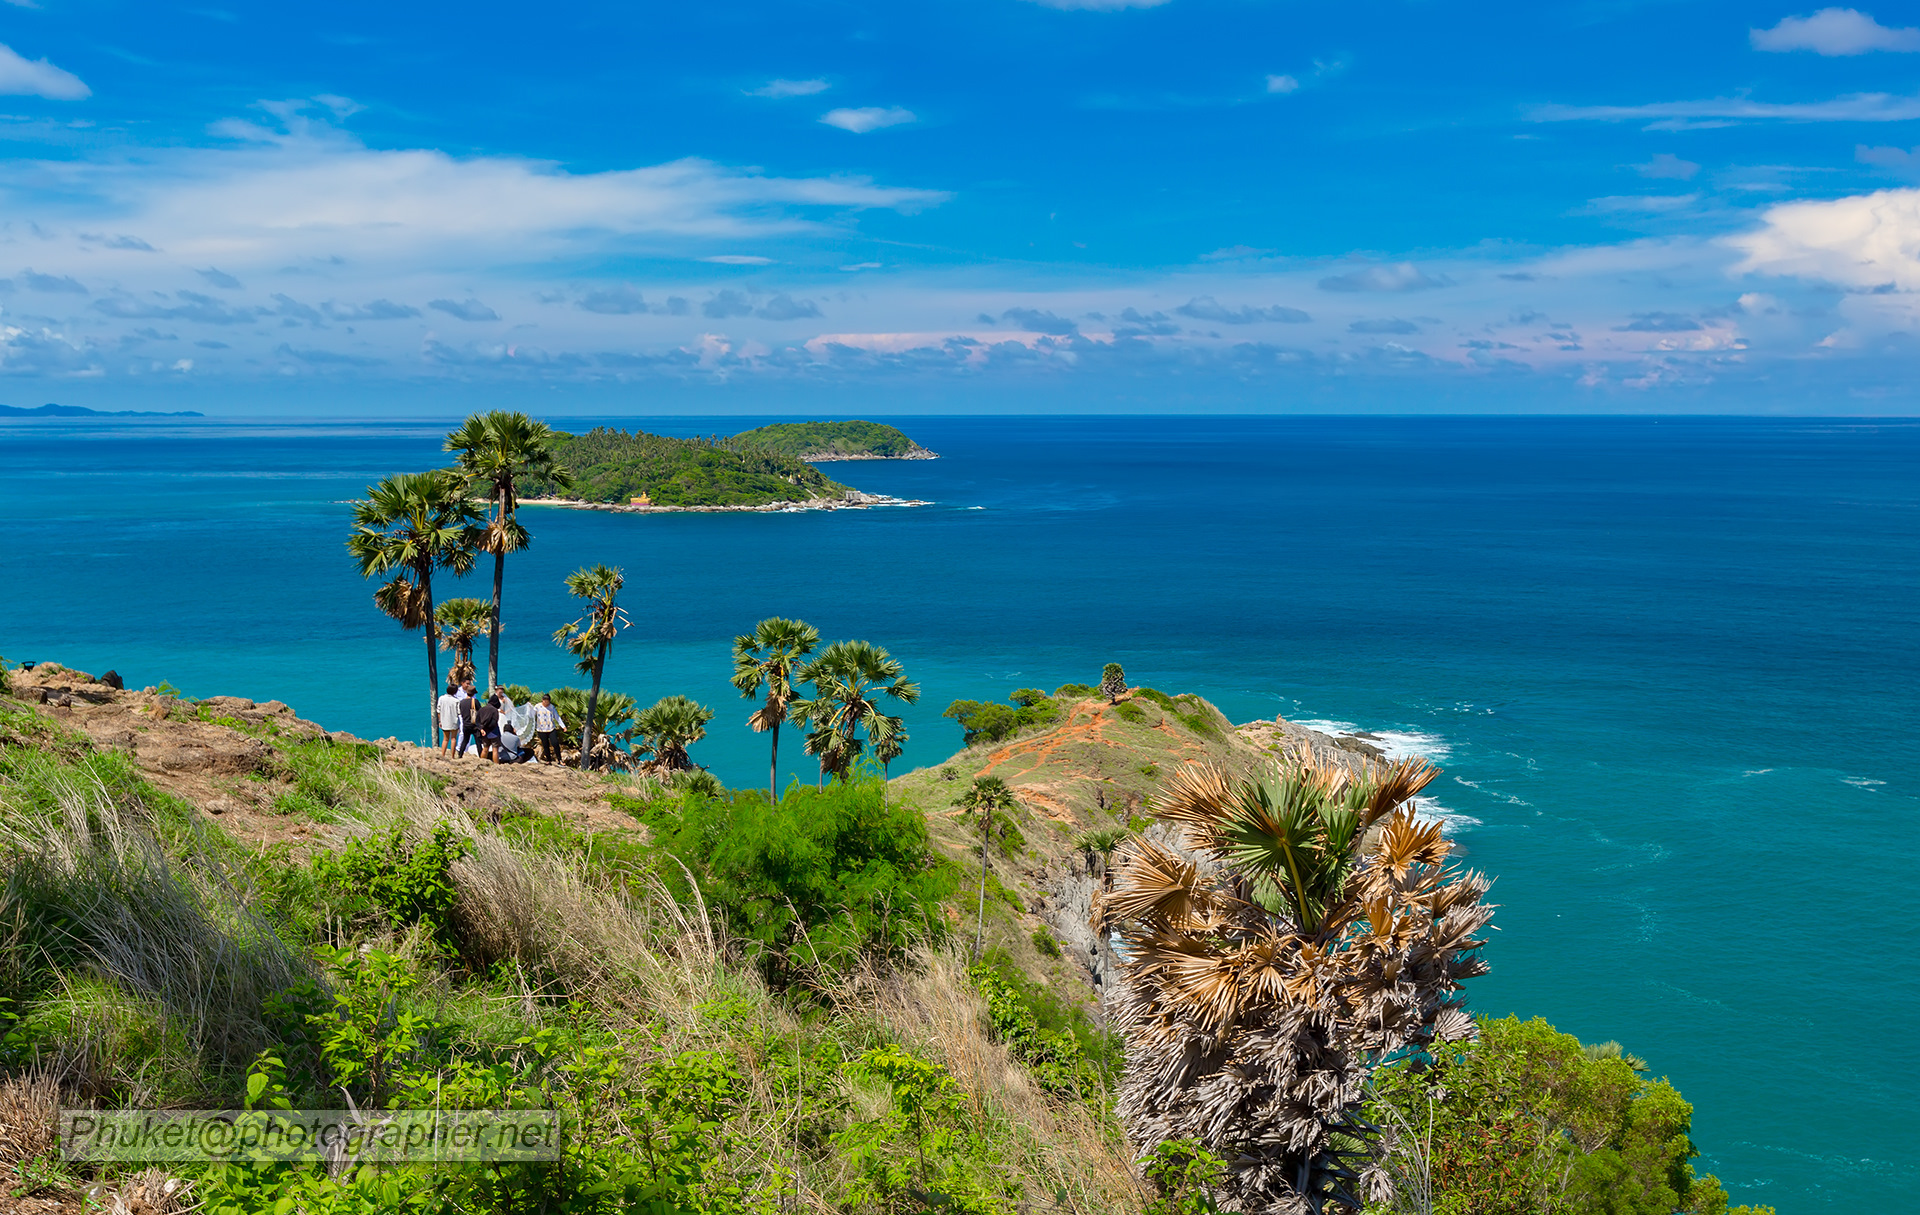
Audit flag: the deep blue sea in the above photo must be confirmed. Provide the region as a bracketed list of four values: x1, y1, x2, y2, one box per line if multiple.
[4, 414, 1916, 1213]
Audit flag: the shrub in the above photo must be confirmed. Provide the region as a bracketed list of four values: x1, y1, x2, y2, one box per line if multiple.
[1134, 687, 1178, 711]
[643, 780, 958, 983]
[1143, 1139, 1225, 1215]
[312, 823, 471, 951]
[944, 692, 1062, 747]
[1030, 927, 1061, 959]
[1053, 682, 1096, 699]
[1113, 701, 1147, 723]
[1367, 1016, 1770, 1215]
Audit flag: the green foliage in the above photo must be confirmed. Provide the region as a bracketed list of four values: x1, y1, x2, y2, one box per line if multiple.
[1100, 664, 1128, 703]
[943, 690, 1062, 747]
[270, 733, 380, 820]
[312, 823, 471, 951]
[730, 419, 923, 459]
[1138, 763, 1159, 779]
[1030, 926, 1061, 958]
[1142, 1139, 1225, 1215]
[1367, 1016, 1758, 1215]
[1134, 687, 1178, 711]
[630, 694, 715, 770]
[1053, 682, 1097, 699]
[1113, 701, 1147, 723]
[521, 426, 853, 506]
[968, 961, 1100, 1100]
[642, 780, 958, 983]
[835, 1043, 1013, 1214]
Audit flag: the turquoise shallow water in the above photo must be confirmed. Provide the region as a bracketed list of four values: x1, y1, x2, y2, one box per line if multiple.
[4, 414, 1916, 1212]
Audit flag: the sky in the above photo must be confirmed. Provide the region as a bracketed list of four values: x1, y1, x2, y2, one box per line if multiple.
[1, 1, 1919, 413]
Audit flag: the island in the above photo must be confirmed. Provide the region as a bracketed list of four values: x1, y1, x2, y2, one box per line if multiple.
[0, 403, 204, 417]
[518, 424, 930, 511]
[731, 419, 938, 461]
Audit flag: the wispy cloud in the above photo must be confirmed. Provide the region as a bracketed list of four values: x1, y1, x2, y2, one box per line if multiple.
[820, 106, 916, 133]
[0, 42, 90, 100]
[1532, 91, 1920, 129]
[1318, 262, 1452, 292]
[429, 297, 499, 322]
[1635, 153, 1699, 180]
[748, 78, 830, 98]
[1751, 9, 1920, 55]
[1176, 295, 1310, 323]
[1581, 193, 1700, 214]
[702, 255, 774, 265]
[1265, 75, 1300, 95]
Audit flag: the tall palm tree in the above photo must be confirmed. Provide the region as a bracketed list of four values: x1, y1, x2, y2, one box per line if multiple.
[552, 564, 628, 770]
[1106, 754, 1494, 1215]
[791, 640, 918, 786]
[960, 775, 1016, 957]
[731, 617, 820, 804]
[346, 470, 482, 739]
[632, 694, 715, 773]
[434, 597, 491, 682]
[551, 687, 637, 768]
[445, 411, 572, 692]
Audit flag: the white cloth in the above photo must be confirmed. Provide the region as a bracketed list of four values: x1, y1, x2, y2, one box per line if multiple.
[437, 693, 460, 730]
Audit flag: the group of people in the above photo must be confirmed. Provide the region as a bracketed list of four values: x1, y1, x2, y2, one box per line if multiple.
[435, 677, 570, 764]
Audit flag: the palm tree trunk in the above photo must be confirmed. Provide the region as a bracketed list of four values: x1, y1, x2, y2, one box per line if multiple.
[769, 717, 780, 806]
[487, 486, 506, 692]
[974, 803, 990, 958]
[421, 565, 439, 745]
[580, 641, 605, 771]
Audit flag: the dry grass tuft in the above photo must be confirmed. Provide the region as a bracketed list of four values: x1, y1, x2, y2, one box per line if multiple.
[0, 1069, 59, 1166]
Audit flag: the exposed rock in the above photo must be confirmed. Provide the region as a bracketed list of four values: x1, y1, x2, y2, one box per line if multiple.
[99, 670, 124, 690]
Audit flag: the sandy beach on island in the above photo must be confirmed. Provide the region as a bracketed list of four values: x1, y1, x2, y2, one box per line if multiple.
[518, 491, 932, 514]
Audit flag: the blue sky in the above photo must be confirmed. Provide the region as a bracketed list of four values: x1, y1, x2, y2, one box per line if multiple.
[2, 1, 1918, 413]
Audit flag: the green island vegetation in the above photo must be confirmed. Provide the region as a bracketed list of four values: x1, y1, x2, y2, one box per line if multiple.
[518, 426, 856, 507]
[730, 420, 934, 461]
[0, 410, 1774, 1214]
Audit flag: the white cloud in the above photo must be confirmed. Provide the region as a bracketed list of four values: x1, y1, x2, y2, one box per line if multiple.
[1730, 187, 1920, 290]
[1751, 9, 1920, 55]
[702, 255, 774, 265]
[1265, 74, 1300, 95]
[1024, 0, 1171, 8]
[1582, 193, 1700, 213]
[749, 78, 829, 98]
[820, 106, 916, 133]
[1318, 262, 1453, 292]
[1635, 153, 1699, 180]
[1533, 91, 1920, 127]
[0, 42, 90, 100]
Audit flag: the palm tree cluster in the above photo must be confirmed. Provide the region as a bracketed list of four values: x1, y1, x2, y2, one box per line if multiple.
[1106, 754, 1494, 1215]
[347, 433, 921, 786]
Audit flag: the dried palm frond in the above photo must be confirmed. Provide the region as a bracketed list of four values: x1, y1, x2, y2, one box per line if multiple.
[1109, 752, 1496, 1215]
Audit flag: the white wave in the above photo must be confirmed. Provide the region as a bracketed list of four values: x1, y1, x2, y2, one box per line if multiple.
[1842, 776, 1887, 789]
[1453, 775, 1529, 806]
[1414, 795, 1481, 834]
[1368, 729, 1453, 763]
[1742, 768, 1774, 777]
[1294, 717, 1361, 736]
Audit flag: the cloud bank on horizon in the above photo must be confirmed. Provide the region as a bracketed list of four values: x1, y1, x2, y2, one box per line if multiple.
[0, 2, 1918, 412]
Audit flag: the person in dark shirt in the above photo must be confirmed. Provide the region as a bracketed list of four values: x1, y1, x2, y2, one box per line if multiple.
[473, 695, 502, 763]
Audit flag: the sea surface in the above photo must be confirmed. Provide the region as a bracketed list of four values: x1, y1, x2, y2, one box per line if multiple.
[4, 413, 1916, 1213]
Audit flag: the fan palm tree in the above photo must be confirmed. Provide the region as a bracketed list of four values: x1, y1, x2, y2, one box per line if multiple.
[960, 775, 1017, 957]
[552, 564, 628, 770]
[445, 411, 572, 692]
[790, 640, 919, 786]
[550, 687, 637, 768]
[631, 694, 715, 773]
[346, 469, 482, 739]
[731, 617, 820, 804]
[1106, 755, 1494, 1215]
[434, 597, 491, 682]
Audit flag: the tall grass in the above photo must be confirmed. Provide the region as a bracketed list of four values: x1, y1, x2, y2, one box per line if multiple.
[0, 752, 311, 1084]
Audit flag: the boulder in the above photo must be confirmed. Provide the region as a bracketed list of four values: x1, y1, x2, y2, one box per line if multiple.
[99, 670, 124, 690]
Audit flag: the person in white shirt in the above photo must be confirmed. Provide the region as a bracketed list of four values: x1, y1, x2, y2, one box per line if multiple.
[532, 693, 566, 763]
[436, 681, 461, 757]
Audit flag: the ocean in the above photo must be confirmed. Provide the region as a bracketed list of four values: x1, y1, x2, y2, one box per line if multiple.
[4, 413, 1915, 1212]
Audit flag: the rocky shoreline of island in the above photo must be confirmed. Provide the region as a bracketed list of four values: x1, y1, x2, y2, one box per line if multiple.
[519, 490, 931, 514]
[800, 443, 940, 462]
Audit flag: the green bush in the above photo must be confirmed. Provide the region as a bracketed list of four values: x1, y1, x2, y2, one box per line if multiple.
[1134, 688, 1178, 711]
[1366, 1016, 1772, 1215]
[312, 823, 471, 951]
[944, 692, 1062, 747]
[643, 780, 958, 983]
[1052, 682, 1097, 699]
[1030, 926, 1061, 958]
[968, 958, 1118, 1101]
[1143, 1139, 1225, 1215]
[1113, 701, 1147, 723]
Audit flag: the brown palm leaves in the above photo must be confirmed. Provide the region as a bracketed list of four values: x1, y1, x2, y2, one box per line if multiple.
[1107, 754, 1494, 1215]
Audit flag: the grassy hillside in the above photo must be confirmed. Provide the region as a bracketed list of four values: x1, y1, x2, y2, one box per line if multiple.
[731, 420, 934, 460]
[522, 426, 854, 506]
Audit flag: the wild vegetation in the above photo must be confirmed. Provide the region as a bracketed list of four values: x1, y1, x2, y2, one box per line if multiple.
[730, 420, 931, 461]
[518, 426, 854, 507]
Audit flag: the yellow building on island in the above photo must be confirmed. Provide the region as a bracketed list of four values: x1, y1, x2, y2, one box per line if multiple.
[629, 492, 652, 507]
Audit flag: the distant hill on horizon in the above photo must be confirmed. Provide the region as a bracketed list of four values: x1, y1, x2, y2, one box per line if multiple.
[0, 403, 204, 418]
